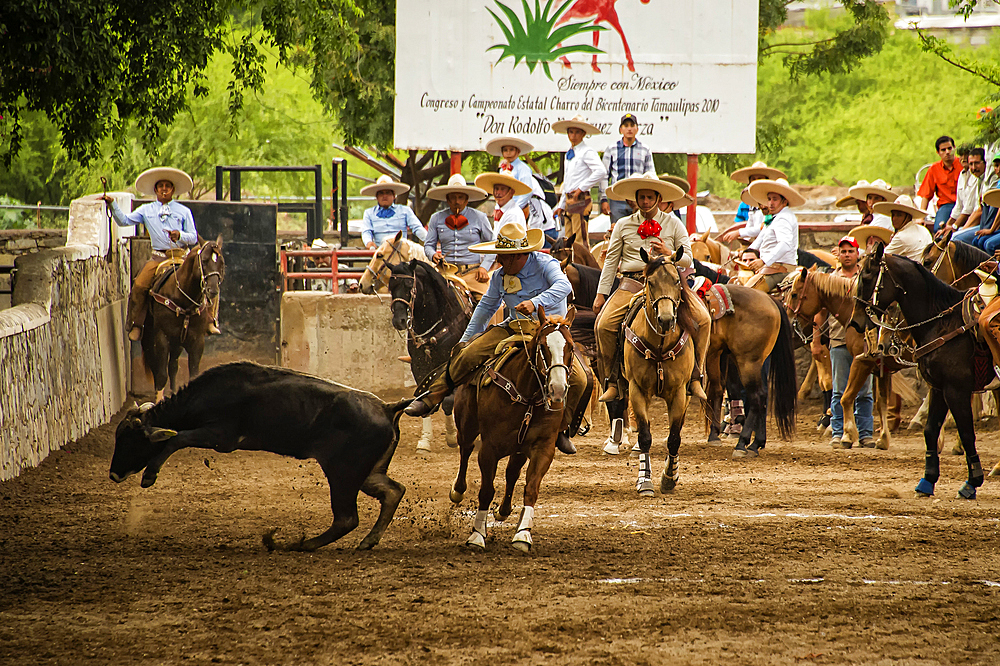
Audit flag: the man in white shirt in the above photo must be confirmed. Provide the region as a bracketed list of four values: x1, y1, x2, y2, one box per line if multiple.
[950, 148, 988, 241]
[474, 172, 533, 233]
[744, 178, 803, 291]
[870, 195, 934, 262]
[719, 162, 786, 245]
[847, 179, 895, 231]
[552, 115, 605, 244]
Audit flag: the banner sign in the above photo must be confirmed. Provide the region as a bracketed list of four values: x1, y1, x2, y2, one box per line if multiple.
[394, 0, 758, 154]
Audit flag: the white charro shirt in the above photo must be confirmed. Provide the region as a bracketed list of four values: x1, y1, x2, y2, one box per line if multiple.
[739, 208, 765, 241]
[884, 220, 933, 262]
[555, 141, 605, 210]
[749, 208, 798, 267]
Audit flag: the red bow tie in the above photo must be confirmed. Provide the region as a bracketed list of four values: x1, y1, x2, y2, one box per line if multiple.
[499, 162, 513, 172]
[445, 214, 468, 230]
[494, 208, 503, 222]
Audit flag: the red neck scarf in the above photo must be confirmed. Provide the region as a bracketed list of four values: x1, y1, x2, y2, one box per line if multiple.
[445, 214, 468, 230]
[637, 215, 661, 239]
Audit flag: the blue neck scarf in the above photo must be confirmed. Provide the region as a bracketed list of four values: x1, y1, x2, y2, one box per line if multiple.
[376, 205, 394, 219]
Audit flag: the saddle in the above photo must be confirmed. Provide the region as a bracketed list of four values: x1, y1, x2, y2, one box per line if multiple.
[704, 283, 735, 321]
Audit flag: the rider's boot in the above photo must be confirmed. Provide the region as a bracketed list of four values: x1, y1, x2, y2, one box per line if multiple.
[405, 390, 447, 417]
[556, 430, 577, 455]
[689, 371, 708, 402]
[208, 322, 222, 335]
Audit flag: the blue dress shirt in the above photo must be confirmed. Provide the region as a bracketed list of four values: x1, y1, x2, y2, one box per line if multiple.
[500, 158, 535, 210]
[424, 206, 495, 268]
[461, 252, 571, 342]
[111, 200, 198, 251]
[361, 204, 427, 246]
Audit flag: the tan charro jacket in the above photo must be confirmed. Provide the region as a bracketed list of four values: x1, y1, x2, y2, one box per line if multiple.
[597, 209, 692, 295]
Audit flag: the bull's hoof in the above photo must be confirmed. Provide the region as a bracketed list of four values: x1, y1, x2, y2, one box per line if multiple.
[511, 530, 532, 552]
[449, 489, 464, 504]
[957, 482, 978, 500]
[914, 478, 935, 498]
[465, 530, 486, 550]
[636, 477, 654, 497]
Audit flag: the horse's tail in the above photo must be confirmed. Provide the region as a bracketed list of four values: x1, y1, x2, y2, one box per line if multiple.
[768, 304, 797, 439]
[138, 311, 156, 381]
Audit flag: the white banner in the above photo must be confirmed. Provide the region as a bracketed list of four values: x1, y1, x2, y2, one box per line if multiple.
[394, 0, 758, 154]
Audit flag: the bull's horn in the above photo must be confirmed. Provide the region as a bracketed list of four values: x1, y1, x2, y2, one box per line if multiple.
[146, 428, 178, 443]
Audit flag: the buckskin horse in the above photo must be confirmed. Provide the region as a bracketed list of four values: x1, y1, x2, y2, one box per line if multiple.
[358, 231, 430, 294]
[143, 237, 225, 402]
[450, 309, 576, 552]
[855, 246, 986, 499]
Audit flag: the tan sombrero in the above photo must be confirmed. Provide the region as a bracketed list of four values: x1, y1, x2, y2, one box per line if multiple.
[659, 174, 690, 193]
[850, 224, 893, 246]
[848, 178, 894, 202]
[360, 174, 410, 198]
[426, 173, 488, 202]
[469, 221, 543, 254]
[871, 194, 928, 221]
[983, 188, 1000, 208]
[730, 161, 786, 184]
[740, 187, 759, 208]
[834, 194, 858, 208]
[474, 172, 532, 197]
[484, 136, 534, 157]
[551, 115, 602, 135]
[747, 178, 805, 208]
[608, 171, 684, 203]
[134, 167, 193, 197]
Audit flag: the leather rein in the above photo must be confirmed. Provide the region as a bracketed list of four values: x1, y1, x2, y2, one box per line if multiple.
[150, 242, 224, 341]
[624, 278, 689, 394]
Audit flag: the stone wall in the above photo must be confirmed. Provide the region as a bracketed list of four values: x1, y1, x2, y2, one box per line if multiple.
[0, 229, 68, 310]
[0, 197, 131, 481]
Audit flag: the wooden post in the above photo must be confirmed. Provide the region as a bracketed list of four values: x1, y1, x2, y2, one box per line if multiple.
[686, 154, 699, 234]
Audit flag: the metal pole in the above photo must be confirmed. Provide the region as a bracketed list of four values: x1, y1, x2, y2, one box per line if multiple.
[450, 151, 463, 176]
[312, 164, 323, 245]
[340, 159, 349, 248]
[685, 154, 699, 234]
[215, 166, 224, 200]
[231, 170, 242, 202]
[330, 159, 338, 235]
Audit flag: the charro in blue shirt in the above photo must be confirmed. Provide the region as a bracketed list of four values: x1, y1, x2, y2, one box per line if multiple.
[110, 200, 198, 251]
[424, 207, 496, 268]
[361, 204, 427, 247]
[501, 158, 534, 209]
[461, 252, 571, 342]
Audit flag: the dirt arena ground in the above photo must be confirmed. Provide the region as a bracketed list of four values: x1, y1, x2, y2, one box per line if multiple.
[2, 398, 1000, 666]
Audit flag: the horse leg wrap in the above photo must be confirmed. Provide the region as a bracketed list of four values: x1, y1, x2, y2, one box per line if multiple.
[956, 482, 978, 500]
[969, 455, 985, 487]
[603, 418, 625, 455]
[466, 510, 488, 549]
[636, 453, 654, 496]
[914, 477, 935, 497]
[512, 506, 534, 551]
[661, 455, 679, 493]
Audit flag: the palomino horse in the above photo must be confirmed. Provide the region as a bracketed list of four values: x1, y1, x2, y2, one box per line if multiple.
[144, 237, 225, 402]
[549, 233, 600, 269]
[386, 260, 470, 451]
[690, 230, 731, 268]
[703, 283, 797, 458]
[623, 248, 697, 496]
[358, 231, 430, 294]
[450, 309, 576, 551]
[855, 247, 986, 499]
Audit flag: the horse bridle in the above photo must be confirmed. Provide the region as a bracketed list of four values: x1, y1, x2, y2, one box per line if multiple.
[388, 265, 447, 350]
[642, 263, 682, 336]
[527, 321, 574, 411]
[173, 242, 224, 310]
[364, 239, 405, 291]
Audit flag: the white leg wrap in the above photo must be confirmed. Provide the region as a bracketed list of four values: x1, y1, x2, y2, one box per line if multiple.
[416, 417, 432, 452]
[515, 506, 534, 533]
[603, 418, 625, 455]
[473, 510, 488, 535]
[636, 453, 654, 496]
[466, 510, 489, 549]
[512, 506, 534, 551]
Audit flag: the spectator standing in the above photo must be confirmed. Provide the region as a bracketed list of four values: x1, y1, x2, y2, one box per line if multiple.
[916, 136, 960, 232]
[599, 113, 655, 228]
[552, 115, 605, 244]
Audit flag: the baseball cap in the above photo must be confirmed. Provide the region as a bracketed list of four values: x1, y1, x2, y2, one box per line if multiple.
[838, 236, 859, 249]
[620, 113, 638, 125]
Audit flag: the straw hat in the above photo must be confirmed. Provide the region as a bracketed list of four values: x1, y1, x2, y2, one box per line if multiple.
[834, 194, 858, 208]
[484, 136, 534, 157]
[740, 187, 759, 208]
[848, 179, 894, 202]
[426, 173, 488, 202]
[983, 188, 1000, 208]
[871, 194, 928, 221]
[849, 224, 893, 246]
[469, 220, 543, 254]
[659, 174, 690, 193]
[474, 172, 532, 197]
[360, 174, 410, 198]
[730, 161, 786, 184]
[747, 178, 805, 208]
[551, 115, 602, 135]
[134, 167, 193, 197]
[607, 171, 685, 203]
[674, 193, 695, 208]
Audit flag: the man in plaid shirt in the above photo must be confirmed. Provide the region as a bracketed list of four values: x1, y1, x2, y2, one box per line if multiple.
[599, 114, 655, 227]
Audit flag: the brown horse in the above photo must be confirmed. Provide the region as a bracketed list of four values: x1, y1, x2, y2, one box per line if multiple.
[921, 228, 990, 291]
[549, 233, 600, 269]
[144, 237, 225, 402]
[450, 309, 576, 552]
[690, 230, 731, 268]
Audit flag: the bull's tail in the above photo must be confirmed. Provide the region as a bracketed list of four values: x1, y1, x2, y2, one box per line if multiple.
[768, 305, 797, 440]
[365, 398, 414, 477]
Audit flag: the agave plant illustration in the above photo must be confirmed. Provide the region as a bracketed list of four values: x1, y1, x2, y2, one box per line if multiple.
[487, 0, 606, 80]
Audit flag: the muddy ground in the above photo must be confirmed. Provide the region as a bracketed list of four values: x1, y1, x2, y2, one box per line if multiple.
[2, 398, 999, 665]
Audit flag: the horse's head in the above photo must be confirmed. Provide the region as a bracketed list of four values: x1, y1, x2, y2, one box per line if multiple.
[784, 266, 820, 321]
[922, 228, 952, 276]
[641, 246, 684, 333]
[852, 240, 889, 331]
[387, 259, 418, 331]
[360, 231, 405, 294]
[689, 239, 712, 263]
[550, 233, 576, 264]
[196, 235, 225, 302]
[529, 306, 574, 408]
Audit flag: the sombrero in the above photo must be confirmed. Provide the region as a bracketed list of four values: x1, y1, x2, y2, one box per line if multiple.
[607, 171, 684, 203]
[740, 186, 758, 208]
[747, 178, 806, 208]
[674, 193, 695, 208]
[469, 220, 543, 254]
[551, 115, 602, 135]
[134, 167, 193, 197]
[426, 173, 488, 202]
[849, 224, 893, 246]
[983, 188, 1000, 208]
[848, 178, 894, 202]
[474, 172, 532, 197]
[834, 194, 858, 208]
[659, 174, 690, 193]
[730, 161, 786, 184]
[360, 174, 410, 197]
[484, 136, 534, 157]
[871, 194, 928, 221]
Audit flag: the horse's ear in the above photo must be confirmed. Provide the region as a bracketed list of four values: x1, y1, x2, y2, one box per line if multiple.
[393, 230, 403, 243]
[640, 247, 650, 264]
[672, 246, 685, 263]
[215, 233, 223, 250]
[872, 241, 885, 263]
[537, 304, 547, 326]
[564, 305, 577, 325]
[699, 229, 710, 242]
[408, 258, 419, 270]
[799, 266, 808, 281]
[566, 233, 577, 246]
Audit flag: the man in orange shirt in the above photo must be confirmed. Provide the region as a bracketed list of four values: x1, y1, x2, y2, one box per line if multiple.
[916, 135, 960, 232]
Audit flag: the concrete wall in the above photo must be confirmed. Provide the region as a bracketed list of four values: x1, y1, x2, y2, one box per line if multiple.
[0, 196, 131, 481]
[280, 292, 412, 398]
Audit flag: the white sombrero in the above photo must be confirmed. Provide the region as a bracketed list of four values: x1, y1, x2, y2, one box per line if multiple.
[730, 161, 786, 184]
[660, 174, 690, 193]
[871, 194, 928, 221]
[983, 188, 1000, 208]
[849, 224, 893, 246]
[747, 178, 806, 208]
[848, 178, 894, 202]
[360, 174, 410, 198]
[426, 173, 488, 202]
[551, 115, 602, 135]
[608, 171, 685, 203]
[474, 172, 532, 197]
[134, 167, 193, 197]
[484, 136, 534, 157]
[469, 220, 544, 254]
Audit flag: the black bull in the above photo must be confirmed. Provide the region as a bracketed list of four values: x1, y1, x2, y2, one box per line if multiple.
[109, 362, 412, 551]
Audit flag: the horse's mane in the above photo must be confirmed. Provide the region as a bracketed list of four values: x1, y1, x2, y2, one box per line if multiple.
[396, 260, 465, 318]
[892, 255, 964, 310]
[570, 262, 601, 305]
[950, 239, 991, 270]
[809, 271, 854, 301]
[797, 249, 830, 269]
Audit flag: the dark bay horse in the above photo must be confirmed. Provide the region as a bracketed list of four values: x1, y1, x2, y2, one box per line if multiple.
[549, 233, 600, 269]
[144, 237, 225, 402]
[921, 230, 991, 291]
[450, 309, 576, 551]
[856, 246, 985, 499]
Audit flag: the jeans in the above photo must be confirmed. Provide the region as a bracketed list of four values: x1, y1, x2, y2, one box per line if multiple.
[953, 227, 980, 245]
[934, 202, 956, 232]
[608, 199, 633, 227]
[830, 344, 873, 440]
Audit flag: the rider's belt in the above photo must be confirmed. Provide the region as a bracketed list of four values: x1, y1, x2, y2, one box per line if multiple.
[621, 271, 644, 281]
[760, 262, 796, 275]
[151, 249, 186, 259]
[454, 263, 479, 272]
[618, 277, 645, 294]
